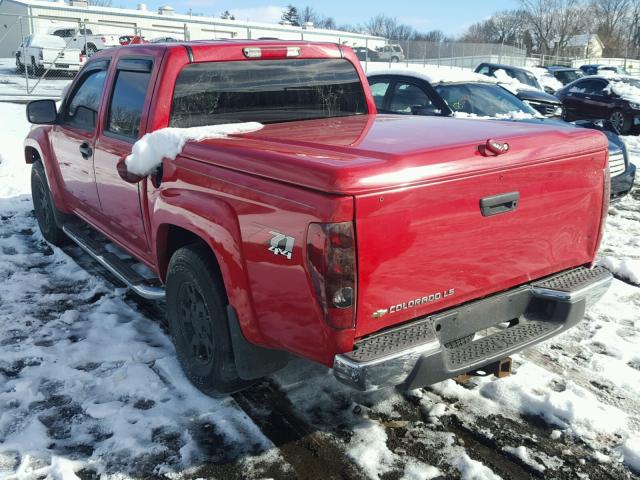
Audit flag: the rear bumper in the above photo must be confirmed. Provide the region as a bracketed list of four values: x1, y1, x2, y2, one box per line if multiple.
[611, 162, 636, 201]
[333, 266, 612, 391]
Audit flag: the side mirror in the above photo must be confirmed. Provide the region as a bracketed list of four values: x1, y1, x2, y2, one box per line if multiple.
[117, 156, 146, 183]
[26, 99, 57, 124]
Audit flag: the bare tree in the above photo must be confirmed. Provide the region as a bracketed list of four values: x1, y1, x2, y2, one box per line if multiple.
[365, 14, 415, 40]
[520, 0, 587, 53]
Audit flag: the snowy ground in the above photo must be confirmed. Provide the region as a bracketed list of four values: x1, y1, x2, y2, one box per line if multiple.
[1, 100, 639, 480]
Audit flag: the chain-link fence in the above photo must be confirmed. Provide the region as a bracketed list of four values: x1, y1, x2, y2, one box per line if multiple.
[357, 39, 528, 71]
[2, 13, 639, 100]
[0, 13, 189, 99]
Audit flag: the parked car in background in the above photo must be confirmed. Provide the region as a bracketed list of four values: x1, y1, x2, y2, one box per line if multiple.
[475, 62, 543, 90]
[119, 35, 149, 45]
[367, 69, 635, 200]
[545, 66, 584, 85]
[556, 75, 640, 134]
[580, 64, 628, 76]
[353, 46, 379, 62]
[50, 27, 119, 55]
[375, 44, 404, 62]
[474, 63, 563, 117]
[150, 36, 180, 43]
[14, 34, 85, 75]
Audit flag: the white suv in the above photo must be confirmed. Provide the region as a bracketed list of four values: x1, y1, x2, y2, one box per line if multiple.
[376, 44, 405, 62]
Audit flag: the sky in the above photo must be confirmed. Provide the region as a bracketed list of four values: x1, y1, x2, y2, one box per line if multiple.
[125, 0, 519, 36]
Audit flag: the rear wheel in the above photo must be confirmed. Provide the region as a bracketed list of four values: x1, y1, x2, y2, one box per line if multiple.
[610, 109, 632, 134]
[166, 244, 252, 396]
[31, 161, 68, 246]
[390, 56, 400, 63]
[86, 44, 97, 56]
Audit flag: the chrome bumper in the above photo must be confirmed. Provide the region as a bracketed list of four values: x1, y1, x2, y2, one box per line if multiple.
[333, 266, 612, 392]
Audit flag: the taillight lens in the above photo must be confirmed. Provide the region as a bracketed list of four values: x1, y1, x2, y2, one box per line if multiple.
[307, 222, 356, 329]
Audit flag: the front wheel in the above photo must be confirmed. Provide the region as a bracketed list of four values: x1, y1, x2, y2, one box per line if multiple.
[31, 161, 68, 246]
[166, 244, 252, 396]
[390, 56, 400, 63]
[610, 109, 632, 134]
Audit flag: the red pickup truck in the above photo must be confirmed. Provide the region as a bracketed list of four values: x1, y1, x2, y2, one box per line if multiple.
[24, 41, 613, 394]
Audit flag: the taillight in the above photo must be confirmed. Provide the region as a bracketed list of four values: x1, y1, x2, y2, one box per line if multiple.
[307, 222, 356, 329]
[243, 46, 300, 59]
[101, 36, 106, 42]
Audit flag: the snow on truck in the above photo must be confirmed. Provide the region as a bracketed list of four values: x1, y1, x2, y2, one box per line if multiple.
[24, 40, 613, 394]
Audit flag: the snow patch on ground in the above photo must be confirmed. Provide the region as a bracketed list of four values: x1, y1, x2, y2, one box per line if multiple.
[598, 256, 640, 285]
[125, 123, 263, 176]
[503, 445, 546, 472]
[623, 436, 640, 473]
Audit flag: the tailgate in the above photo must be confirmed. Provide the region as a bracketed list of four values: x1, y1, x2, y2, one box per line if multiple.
[354, 150, 607, 337]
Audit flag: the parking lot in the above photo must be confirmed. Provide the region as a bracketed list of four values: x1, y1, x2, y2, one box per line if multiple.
[1, 39, 640, 477]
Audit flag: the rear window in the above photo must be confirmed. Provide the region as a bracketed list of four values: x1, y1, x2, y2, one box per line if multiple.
[170, 58, 368, 127]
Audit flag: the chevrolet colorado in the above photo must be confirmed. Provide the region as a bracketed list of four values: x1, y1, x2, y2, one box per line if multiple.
[24, 41, 613, 394]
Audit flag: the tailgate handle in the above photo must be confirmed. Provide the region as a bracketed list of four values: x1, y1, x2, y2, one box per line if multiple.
[480, 192, 519, 217]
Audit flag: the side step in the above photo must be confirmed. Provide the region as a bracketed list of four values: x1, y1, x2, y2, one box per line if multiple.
[62, 222, 165, 300]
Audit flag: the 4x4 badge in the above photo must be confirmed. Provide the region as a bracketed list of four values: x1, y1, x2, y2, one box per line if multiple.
[268, 231, 295, 260]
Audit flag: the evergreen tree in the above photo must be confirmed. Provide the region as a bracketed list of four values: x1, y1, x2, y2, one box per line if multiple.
[281, 5, 300, 26]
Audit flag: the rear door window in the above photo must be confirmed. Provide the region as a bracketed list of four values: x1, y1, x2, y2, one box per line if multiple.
[170, 58, 368, 126]
[106, 60, 152, 140]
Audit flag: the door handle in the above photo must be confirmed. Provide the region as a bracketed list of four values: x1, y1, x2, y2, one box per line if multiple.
[480, 191, 519, 217]
[79, 142, 92, 159]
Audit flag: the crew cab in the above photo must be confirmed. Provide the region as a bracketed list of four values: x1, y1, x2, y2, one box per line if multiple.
[24, 41, 613, 394]
[15, 34, 85, 75]
[51, 27, 120, 55]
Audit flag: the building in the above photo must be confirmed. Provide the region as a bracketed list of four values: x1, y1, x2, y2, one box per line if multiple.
[0, 0, 384, 57]
[558, 33, 604, 58]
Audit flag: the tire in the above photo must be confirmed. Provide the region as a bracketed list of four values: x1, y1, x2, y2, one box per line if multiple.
[86, 44, 97, 56]
[610, 109, 632, 134]
[390, 56, 400, 63]
[31, 161, 68, 247]
[166, 244, 252, 396]
[29, 58, 43, 78]
[16, 56, 24, 73]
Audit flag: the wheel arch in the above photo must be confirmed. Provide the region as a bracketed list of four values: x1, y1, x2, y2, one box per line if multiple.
[153, 198, 265, 347]
[24, 134, 71, 214]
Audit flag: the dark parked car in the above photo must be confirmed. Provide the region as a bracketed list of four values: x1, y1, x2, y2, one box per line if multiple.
[474, 62, 563, 116]
[545, 66, 584, 85]
[556, 75, 640, 134]
[580, 64, 628, 76]
[367, 71, 635, 200]
[353, 47, 379, 62]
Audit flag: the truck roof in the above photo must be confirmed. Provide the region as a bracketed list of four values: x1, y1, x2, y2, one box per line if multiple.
[92, 39, 345, 61]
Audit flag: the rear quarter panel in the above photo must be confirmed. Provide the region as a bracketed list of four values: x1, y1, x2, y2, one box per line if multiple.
[151, 156, 356, 366]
